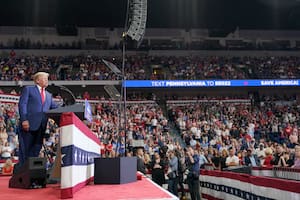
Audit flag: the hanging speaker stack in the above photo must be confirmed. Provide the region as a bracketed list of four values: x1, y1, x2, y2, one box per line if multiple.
[126, 0, 147, 42]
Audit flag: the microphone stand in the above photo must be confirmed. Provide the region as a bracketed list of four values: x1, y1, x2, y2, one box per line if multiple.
[121, 0, 130, 157]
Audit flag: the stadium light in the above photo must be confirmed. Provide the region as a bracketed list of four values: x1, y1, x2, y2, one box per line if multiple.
[104, 85, 121, 100]
[102, 59, 122, 76]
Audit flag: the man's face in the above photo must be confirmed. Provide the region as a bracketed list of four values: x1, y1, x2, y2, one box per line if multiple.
[276, 146, 283, 154]
[247, 150, 252, 156]
[137, 148, 144, 156]
[36, 75, 48, 88]
[229, 149, 235, 156]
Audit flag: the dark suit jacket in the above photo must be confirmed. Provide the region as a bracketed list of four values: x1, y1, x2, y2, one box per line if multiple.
[137, 156, 146, 174]
[244, 155, 261, 167]
[19, 85, 58, 131]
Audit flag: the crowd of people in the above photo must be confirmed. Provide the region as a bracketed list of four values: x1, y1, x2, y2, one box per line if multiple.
[162, 56, 300, 80]
[0, 51, 300, 198]
[1, 89, 300, 199]
[168, 96, 300, 171]
[0, 52, 146, 81]
[1, 53, 300, 81]
[0, 102, 19, 162]
[90, 100, 172, 159]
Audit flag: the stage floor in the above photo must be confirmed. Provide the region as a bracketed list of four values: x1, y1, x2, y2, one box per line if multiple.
[0, 175, 178, 200]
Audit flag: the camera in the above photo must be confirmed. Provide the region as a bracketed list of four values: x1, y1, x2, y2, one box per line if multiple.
[184, 169, 189, 175]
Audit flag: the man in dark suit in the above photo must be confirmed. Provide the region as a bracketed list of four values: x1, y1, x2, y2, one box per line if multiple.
[136, 147, 146, 174]
[244, 149, 260, 167]
[18, 72, 58, 166]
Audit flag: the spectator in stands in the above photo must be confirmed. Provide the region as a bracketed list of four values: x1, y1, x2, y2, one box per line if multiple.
[116, 138, 125, 157]
[220, 149, 229, 170]
[1, 158, 14, 175]
[10, 89, 17, 95]
[278, 151, 294, 167]
[255, 143, 266, 165]
[205, 147, 214, 163]
[211, 148, 221, 170]
[263, 148, 274, 167]
[272, 144, 284, 166]
[0, 126, 8, 144]
[244, 149, 260, 167]
[17, 71, 58, 167]
[6, 126, 16, 143]
[150, 152, 166, 186]
[83, 91, 90, 100]
[105, 140, 113, 157]
[1, 141, 12, 159]
[237, 149, 246, 165]
[144, 152, 152, 170]
[167, 149, 179, 196]
[185, 146, 201, 200]
[225, 147, 240, 168]
[136, 147, 146, 174]
[292, 145, 300, 168]
[198, 149, 208, 169]
[175, 148, 186, 199]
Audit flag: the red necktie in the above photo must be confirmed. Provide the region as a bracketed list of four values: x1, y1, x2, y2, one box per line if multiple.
[41, 88, 45, 104]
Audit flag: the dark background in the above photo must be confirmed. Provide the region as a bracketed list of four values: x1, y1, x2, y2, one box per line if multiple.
[0, 0, 300, 29]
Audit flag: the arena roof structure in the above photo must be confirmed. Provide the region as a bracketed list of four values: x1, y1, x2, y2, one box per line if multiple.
[0, 0, 300, 30]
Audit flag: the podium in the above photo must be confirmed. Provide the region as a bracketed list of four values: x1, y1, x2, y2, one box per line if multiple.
[46, 104, 84, 123]
[45, 104, 85, 182]
[59, 112, 100, 199]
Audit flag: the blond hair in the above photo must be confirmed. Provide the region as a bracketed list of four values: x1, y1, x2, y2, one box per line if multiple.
[33, 72, 49, 82]
[265, 147, 273, 155]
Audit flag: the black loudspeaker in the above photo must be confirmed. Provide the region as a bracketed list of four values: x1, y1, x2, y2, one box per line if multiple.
[9, 157, 47, 189]
[127, 0, 147, 42]
[94, 157, 137, 184]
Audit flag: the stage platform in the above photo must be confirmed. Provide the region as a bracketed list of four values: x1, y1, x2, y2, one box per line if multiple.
[0, 175, 178, 200]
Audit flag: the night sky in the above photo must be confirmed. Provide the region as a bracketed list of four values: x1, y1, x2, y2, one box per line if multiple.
[0, 0, 300, 29]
